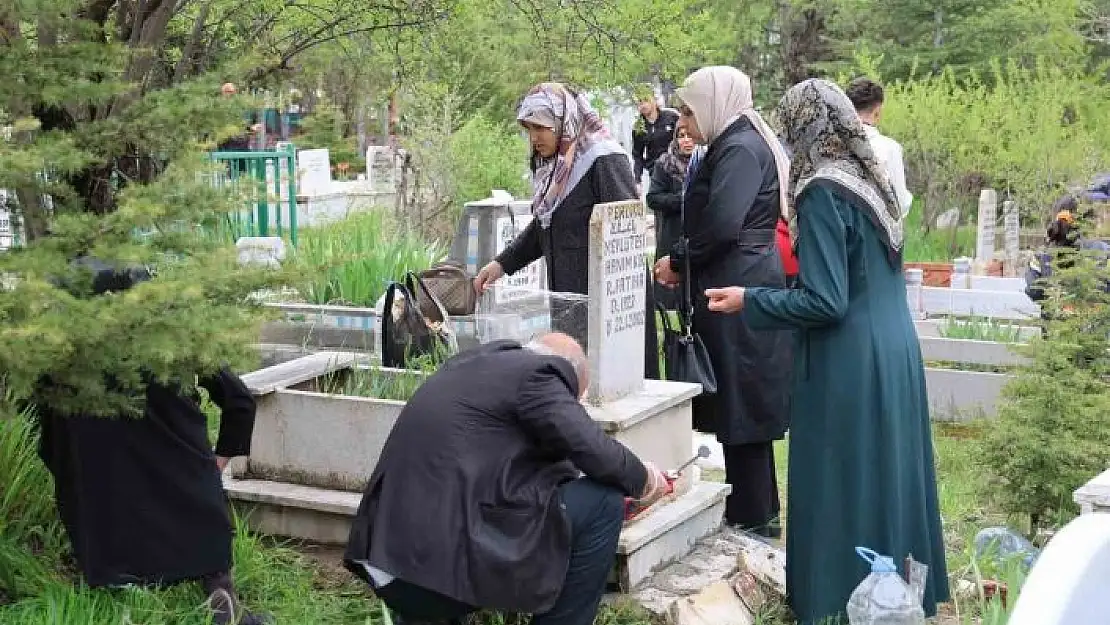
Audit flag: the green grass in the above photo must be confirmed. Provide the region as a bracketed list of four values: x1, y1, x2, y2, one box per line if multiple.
[701, 422, 1035, 624]
[290, 210, 447, 308]
[322, 366, 430, 402]
[902, 202, 977, 263]
[0, 402, 1046, 625]
[938, 315, 1029, 343]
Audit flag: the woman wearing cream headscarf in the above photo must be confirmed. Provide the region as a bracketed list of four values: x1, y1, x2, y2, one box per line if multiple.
[705, 79, 950, 624]
[653, 66, 793, 537]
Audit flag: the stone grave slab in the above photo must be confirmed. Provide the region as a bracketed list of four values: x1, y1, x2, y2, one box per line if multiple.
[296, 148, 331, 196]
[1004, 200, 1021, 276]
[1074, 468, 1110, 515]
[587, 199, 649, 403]
[976, 189, 998, 270]
[1008, 513, 1110, 625]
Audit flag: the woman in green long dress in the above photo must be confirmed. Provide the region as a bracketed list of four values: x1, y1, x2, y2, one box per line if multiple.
[704, 79, 950, 624]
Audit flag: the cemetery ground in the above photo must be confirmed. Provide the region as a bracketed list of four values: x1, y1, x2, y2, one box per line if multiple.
[0, 401, 1030, 624]
[0, 209, 1059, 624]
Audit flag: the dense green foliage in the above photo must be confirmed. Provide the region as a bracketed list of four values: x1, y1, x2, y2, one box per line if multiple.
[877, 61, 1110, 228]
[983, 246, 1110, 529]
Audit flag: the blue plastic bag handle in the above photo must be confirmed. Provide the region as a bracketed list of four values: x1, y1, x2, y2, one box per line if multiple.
[855, 546, 880, 564]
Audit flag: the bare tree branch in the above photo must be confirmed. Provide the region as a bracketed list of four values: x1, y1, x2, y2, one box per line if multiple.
[172, 0, 212, 82]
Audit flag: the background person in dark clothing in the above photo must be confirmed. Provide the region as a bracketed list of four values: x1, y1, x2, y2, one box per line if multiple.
[631, 85, 681, 182]
[654, 66, 793, 537]
[216, 82, 263, 152]
[647, 123, 695, 262]
[35, 259, 266, 625]
[1025, 210, 1110, 303]
[647, 123, 695, 310]
[344, 333, 671, 625]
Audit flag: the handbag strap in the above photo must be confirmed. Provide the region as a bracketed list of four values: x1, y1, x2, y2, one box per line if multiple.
[655, 302, 675, 335]
[679, 161, 696, 339]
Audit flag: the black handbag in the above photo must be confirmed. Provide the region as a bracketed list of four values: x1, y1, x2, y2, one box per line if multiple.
[658, 193, 718, 394]
[657, 303, 717, 395]
[381, 272, 456, 368]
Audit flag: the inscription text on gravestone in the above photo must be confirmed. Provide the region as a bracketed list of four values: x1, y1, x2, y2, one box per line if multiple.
[588, 200, 647, 403]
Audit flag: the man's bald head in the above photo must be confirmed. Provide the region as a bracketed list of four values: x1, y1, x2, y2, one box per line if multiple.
[221, 83, 238, 97]
[525, 332, 589, 397]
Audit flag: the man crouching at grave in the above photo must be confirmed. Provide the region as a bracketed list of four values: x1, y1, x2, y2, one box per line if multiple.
[344, 332, 670, 625]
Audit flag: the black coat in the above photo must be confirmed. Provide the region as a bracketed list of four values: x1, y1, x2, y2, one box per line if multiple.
[36, 368, 256, 587]
[671, 118, 793, 445]
[343, 341, 647, 614]
[632, 109, 680, 179]
[646, 162, 684, 261]
[496, 153, 659, 377]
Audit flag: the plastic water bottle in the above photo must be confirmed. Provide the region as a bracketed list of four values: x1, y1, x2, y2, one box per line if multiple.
[846, 547, 926, 625]
[974, 527, 1039, 570]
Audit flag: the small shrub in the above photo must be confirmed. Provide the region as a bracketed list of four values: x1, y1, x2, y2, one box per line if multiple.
[982, 250, 1110, 529]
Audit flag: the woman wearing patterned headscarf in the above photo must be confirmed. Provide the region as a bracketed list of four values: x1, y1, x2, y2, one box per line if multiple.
[704, 79, 949, 624]
[652, 66, 794, 538]
[475, 83, 658, 374]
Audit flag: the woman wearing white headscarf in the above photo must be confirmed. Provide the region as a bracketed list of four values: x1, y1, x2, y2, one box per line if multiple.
[704, 79, 949, 624]
[653, 66, 793, 537]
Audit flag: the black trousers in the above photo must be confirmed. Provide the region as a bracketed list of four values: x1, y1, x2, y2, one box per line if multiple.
[723, 442, 781, 533]
[376, 478, 625, 625]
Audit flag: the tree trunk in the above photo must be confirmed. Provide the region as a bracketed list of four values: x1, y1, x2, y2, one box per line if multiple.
[778, 1, 831, 88]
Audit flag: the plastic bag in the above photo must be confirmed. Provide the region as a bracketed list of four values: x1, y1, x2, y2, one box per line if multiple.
[846, 547, 926, 625]
[973, 527, 1039, 570]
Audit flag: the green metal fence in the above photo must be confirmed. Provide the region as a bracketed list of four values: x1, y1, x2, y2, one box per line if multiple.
[210, 144, 299, 246]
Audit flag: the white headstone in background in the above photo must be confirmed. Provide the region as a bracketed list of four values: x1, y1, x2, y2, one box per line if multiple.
[366, 146, 399, 193]
[0, 195, 13, 251]
[976, 189, 998, 271]
[587, 200, 648, 403]
[236, 236, 286, 268]
[296, 148, 331, 196]
[493, 214, 546, 304]
[1004, 200, 1021, 276]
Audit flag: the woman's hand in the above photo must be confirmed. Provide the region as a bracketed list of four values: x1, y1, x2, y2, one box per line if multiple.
[705, 287, 745, 313]
[473, 261, 504, 294]
[653, 256, 679, 288]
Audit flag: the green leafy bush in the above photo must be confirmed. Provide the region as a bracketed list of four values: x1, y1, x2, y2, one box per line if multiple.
[447, 114, 530, 205]
[874, 60, 1110, 231]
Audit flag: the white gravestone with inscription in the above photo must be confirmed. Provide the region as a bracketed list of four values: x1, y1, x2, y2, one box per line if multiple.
[587, 200, 648, 404]
[1003, 200, 1021, 276]
[296, 148, 332, 196]
[976, 189, 998, 269]
[493, 214, 547, 304]
[366, 146, 400, 193]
